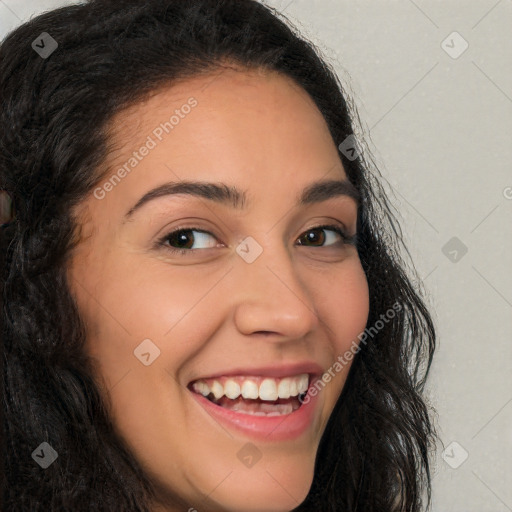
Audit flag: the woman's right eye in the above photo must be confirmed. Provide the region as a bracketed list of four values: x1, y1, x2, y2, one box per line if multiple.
[156, 227, 220, 256]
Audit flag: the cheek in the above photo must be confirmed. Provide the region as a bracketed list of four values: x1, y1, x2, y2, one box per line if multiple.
[299, 258, 369, 427]
[303, 257, 369, 404]
[314, 258, 370, 352]
[81, 252, 228, 373]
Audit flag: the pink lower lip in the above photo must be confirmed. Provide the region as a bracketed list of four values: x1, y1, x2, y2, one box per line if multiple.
[188, 383, 321, 441]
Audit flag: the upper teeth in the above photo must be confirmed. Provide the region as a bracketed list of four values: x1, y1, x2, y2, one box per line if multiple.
[191, 373, 309, 401]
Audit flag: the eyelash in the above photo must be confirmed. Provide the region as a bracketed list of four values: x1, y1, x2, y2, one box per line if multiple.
[156, 224, 357, 257]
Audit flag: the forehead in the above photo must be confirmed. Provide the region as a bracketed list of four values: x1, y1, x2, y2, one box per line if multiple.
[103, 65, 336, 172]
[73, 65, 347, 232]
[110, 65, 314, 120]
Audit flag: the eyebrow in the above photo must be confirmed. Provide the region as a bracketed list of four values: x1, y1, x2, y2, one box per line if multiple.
[123, 178, 360, 220]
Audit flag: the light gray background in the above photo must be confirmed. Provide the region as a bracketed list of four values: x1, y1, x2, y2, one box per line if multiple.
[1, 1, 511, 510]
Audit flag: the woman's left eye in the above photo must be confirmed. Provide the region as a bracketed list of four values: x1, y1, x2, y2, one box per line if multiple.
[156, 224, 355, 256]
[296, 224, 354, 248]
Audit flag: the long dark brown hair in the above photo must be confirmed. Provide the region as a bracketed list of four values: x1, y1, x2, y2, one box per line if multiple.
[1, 1, 437, 510]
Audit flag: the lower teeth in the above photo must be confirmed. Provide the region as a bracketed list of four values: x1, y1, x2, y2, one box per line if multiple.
[232, 402, 293, 416]
[205, 393, 307, 416]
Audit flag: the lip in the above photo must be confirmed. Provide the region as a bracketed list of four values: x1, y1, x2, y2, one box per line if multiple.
[187, 369, 323, 441]
[187, 361, 325, 383]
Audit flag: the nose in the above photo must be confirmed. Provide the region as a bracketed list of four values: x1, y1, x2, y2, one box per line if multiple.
[230, 238, 320, 341]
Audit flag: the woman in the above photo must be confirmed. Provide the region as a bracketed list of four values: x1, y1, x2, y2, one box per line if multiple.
[0, 0, 437, 510]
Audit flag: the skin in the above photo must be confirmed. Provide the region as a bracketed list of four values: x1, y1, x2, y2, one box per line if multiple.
[66, 65, 369, 512]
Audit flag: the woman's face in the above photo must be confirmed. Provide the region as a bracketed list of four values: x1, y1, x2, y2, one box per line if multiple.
[67, 67, 369, 512]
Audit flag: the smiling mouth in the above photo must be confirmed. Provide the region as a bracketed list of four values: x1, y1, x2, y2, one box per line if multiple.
[188, 373, 310, 416]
